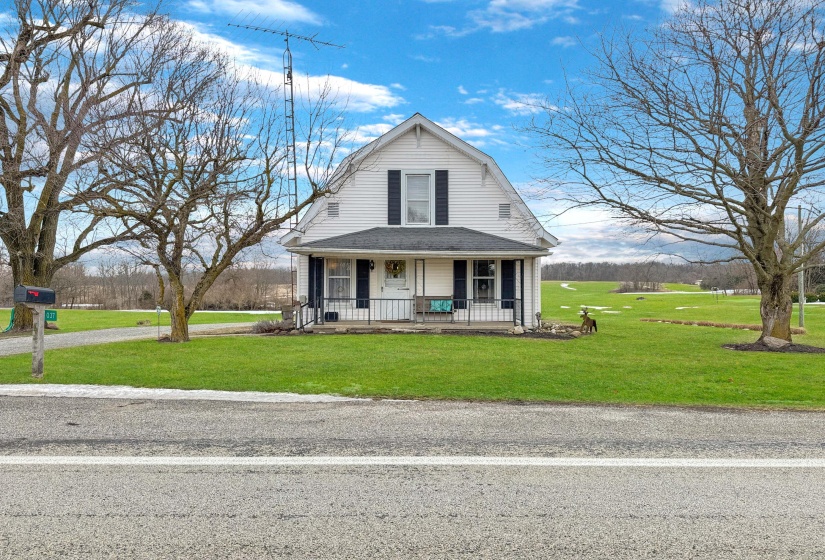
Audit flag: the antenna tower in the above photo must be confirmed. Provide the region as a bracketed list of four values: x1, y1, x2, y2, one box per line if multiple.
[227, 22, 343, 307]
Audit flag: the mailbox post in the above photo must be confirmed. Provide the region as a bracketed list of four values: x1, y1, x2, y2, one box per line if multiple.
[13, 285, 56, 378]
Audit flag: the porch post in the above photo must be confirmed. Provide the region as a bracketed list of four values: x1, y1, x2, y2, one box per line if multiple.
[520, 259, 525, 327]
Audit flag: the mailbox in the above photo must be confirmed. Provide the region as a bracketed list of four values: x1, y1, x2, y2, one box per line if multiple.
[14, 285, 56, 305]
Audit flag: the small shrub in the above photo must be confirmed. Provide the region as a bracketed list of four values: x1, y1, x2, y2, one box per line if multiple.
[251, 320, 288, 334]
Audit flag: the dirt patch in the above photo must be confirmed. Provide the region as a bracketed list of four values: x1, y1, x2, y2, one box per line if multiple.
[642, 318, 807, 335]
[723, 342, 825, 354]
[440, 329, 575, 340]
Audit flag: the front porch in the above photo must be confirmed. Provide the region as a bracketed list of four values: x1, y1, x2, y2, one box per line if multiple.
[298, 296, 523, 330]
[307, 320, 520, 333]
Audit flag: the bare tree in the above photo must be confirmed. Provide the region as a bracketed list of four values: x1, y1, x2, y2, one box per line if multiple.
[97, 71, 353, 341]
[529, 0, 825, 343]
[0, 0, 210, 329]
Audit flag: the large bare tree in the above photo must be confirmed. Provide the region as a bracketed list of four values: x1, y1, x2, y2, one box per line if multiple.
[0, 0, 207, 329]
[529, 0, 825, 343]
[97, 73, 352, 342]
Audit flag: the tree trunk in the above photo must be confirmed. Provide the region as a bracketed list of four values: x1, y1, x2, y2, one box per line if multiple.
[758, 273, 793, 342]
[168, 281, 190, 343]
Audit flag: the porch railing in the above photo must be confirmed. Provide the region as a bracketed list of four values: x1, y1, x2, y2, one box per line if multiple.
[298, 297, 522, 328]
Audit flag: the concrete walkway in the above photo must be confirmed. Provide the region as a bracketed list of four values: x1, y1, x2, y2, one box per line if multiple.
[0, 323, 253, 357]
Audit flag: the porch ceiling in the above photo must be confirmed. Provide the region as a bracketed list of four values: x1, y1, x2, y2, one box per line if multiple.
[288, 227, 548, 257]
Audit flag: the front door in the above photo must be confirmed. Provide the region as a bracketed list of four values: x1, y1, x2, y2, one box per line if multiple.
[381, 259, 411, 320]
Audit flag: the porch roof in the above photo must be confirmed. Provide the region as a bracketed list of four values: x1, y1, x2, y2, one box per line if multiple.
[288, 227, 549, 256]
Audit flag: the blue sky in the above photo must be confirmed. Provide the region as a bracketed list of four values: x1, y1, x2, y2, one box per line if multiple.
[169, 0, 680, 262]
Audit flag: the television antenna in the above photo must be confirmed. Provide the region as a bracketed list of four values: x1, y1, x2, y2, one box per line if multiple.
[227, 23, 344, 230]
[227, 22, 344, 307]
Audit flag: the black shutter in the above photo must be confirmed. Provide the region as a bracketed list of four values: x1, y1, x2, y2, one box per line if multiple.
[453, 259, 467, 310]
[435, 170, 448, 225]
[308, 256, 324, 308]
[356, 259, 370, 309]
[501, 260, 515, 309]
[388, 170, 401, 225]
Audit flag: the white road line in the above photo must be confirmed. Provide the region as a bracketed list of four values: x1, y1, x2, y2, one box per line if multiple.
[0, 456, 824, 468]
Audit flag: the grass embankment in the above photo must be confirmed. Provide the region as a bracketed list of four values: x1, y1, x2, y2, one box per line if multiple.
[0, 309, 281, 334]
[0, 281, 822, 409]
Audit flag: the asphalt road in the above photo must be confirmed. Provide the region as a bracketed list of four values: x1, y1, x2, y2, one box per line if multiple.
[1, 395, 824, 558]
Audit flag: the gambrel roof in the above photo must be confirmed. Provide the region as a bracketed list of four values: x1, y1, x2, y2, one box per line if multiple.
[282, 113, 557, 248]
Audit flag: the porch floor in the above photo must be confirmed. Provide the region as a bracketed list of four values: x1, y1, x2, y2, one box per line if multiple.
[308, 321, 518, 333]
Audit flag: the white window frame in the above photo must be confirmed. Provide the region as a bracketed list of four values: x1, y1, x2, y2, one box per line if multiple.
[472, 259, 498, 303]
[326, 258, 352, 301]
[402, 170, 435, 226]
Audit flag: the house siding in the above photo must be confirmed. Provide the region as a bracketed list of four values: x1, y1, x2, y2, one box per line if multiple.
[298, 128, 537, 244]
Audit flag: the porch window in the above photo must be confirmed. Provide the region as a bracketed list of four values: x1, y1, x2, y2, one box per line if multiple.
[473, 260, 495, 302]
[406, 174, 431, 224]
[327, 258, 351, 299]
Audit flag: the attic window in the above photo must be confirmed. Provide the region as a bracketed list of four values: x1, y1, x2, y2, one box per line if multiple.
[498, 203, 511, 219]
[328, 202, 340, 218]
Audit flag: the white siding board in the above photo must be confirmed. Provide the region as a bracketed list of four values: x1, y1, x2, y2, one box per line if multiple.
[298, 129, 537, 245]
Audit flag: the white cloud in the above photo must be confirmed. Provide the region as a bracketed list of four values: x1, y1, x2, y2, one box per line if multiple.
[175, 24, 405, 114]
[383, 113, 406, 125]
[179, 22, 263, 64]
[660, 0, 690, 14]
[295, 74, 406, 112]
[188, 0, 321, 24]
[412, 54, 440, 63]
[466, 0, 580, 33]
[464, 97, 485, 104]
[350, 122, 396, 144]
[458, 85, 468, 95]
[435, 117, 495, 138]
[493, 90, 545, 115]
[551, 36, 576, 48]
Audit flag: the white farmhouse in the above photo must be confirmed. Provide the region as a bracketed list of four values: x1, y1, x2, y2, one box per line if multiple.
[281, 113, 557, 329]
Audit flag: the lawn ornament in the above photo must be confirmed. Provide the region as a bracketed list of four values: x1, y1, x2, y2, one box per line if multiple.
[580, 308, 597, 333]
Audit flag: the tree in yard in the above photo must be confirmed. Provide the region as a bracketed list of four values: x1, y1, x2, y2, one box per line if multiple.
[97, 72, 352, 342]
[529, 0, 825, 343]
[0, 0, 211, 330]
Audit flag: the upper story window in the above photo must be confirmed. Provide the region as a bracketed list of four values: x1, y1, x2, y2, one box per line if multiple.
[405, 174, 431, 225]
[388, 169, 447, 226]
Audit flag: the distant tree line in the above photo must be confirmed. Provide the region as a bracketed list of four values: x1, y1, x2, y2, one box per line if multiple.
[542, 260, 825, 295]
[0, 256, 293, 311]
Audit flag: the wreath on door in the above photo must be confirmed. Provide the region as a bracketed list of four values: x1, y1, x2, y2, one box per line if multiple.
[384, 260, 406, 278]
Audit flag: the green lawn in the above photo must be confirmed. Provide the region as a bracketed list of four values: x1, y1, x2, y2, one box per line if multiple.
[0, 308, 281, 334]
[0, 282, 821, 409]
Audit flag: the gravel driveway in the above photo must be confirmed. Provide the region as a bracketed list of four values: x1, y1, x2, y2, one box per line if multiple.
[0, 323, 253, 357]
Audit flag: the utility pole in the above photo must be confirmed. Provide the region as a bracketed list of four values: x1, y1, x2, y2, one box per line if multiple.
[798, 204, 805, 328]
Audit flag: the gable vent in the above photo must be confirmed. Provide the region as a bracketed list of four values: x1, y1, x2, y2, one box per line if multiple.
[498, 203, 511, 219]
[328, 202, 340, 218]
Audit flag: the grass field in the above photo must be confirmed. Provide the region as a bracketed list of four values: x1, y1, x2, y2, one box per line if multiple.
[0, 309, 281, 334]
[0, 282, 822, 409]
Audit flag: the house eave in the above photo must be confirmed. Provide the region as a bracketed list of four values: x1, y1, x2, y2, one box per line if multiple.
[287, 247, 549, 258]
